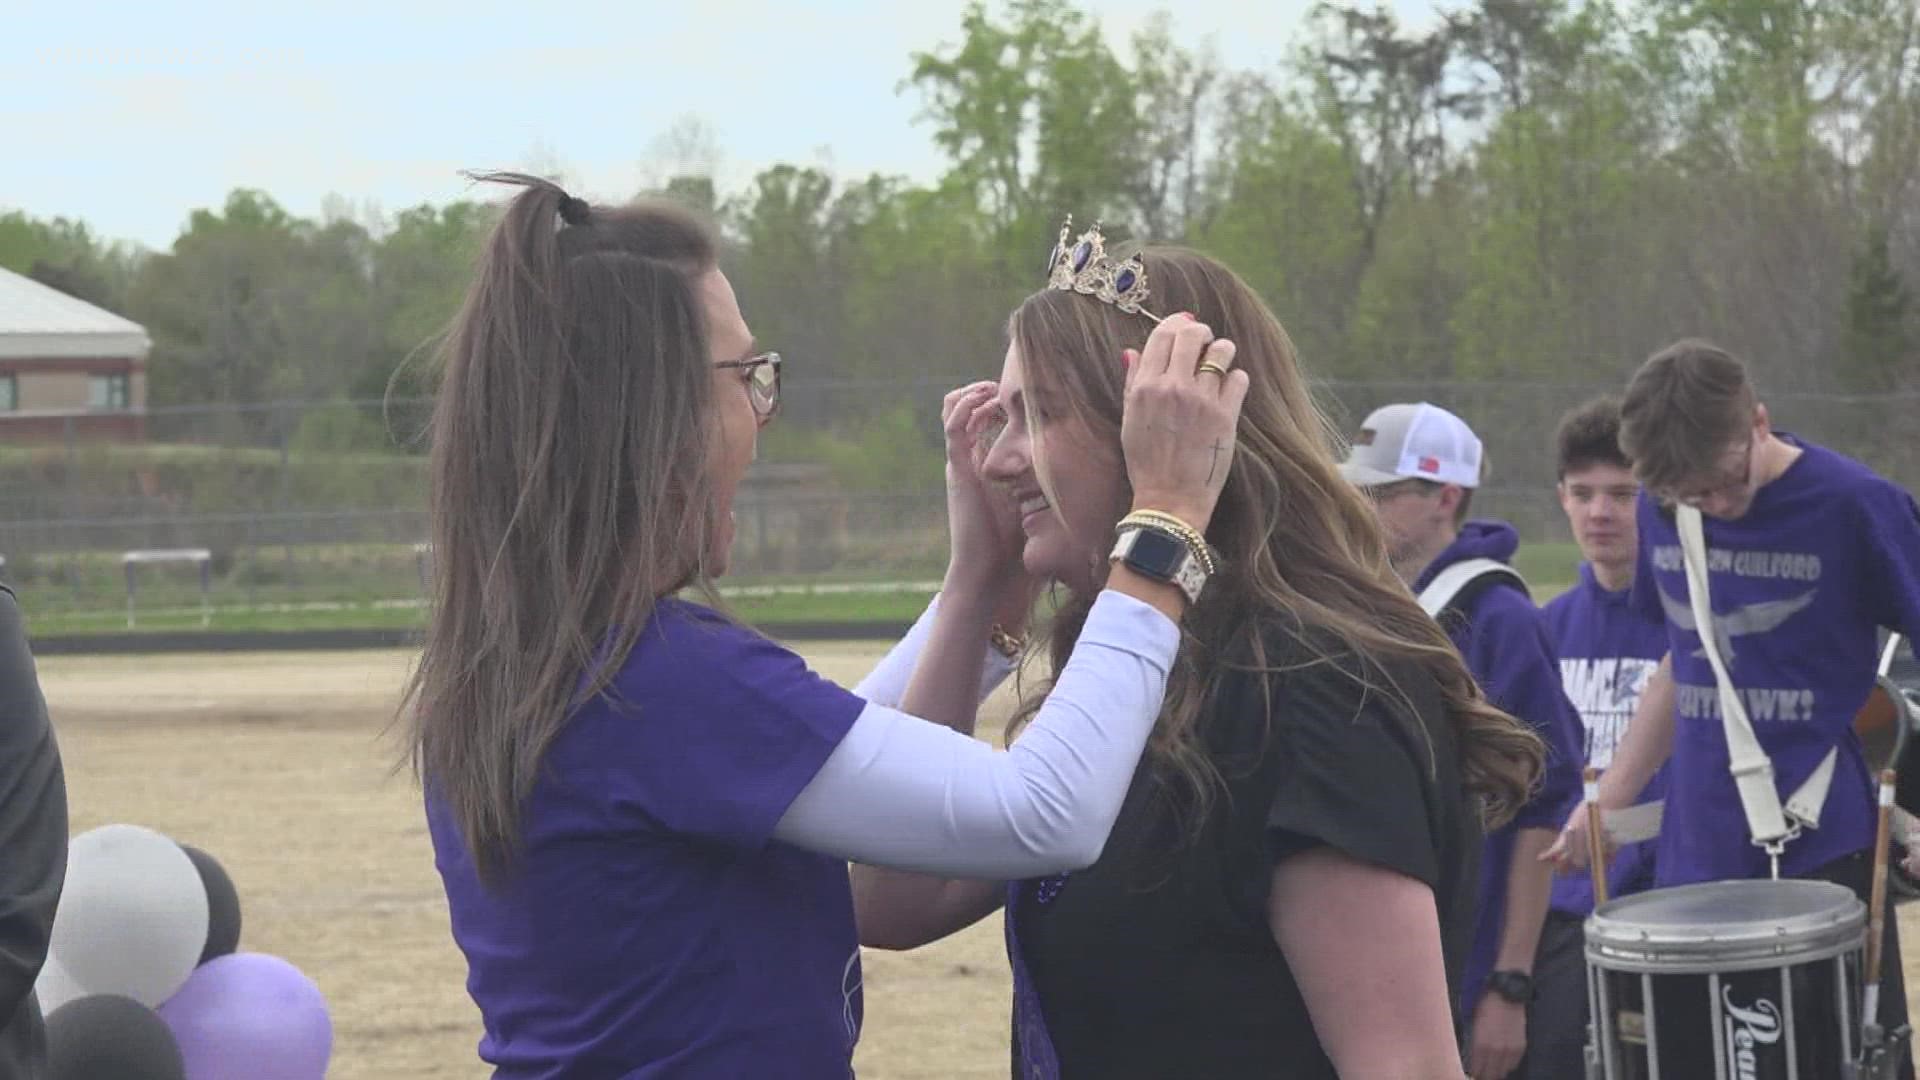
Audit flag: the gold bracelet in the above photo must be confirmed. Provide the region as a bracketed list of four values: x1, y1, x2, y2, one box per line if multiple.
[988, 624, 1025, 659]
[1118, 514, 1214, 575]
[1117, 511, 1216, 576]
[1123, 508, 1201, 534]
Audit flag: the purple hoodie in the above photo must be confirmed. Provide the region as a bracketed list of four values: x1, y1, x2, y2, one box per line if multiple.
[1413, 520, 1586, 1017]
[1540, 563, 1670, 914]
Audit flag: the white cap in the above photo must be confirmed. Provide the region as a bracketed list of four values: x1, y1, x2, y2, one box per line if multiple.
[1338, 402, 1484, 489]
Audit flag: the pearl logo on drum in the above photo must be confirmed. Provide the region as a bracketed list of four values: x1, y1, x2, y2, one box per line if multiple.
[1722, 985, 1784, 1078]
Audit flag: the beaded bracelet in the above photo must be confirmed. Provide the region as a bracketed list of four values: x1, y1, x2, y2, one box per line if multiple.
[1116, 510, 1217, 576]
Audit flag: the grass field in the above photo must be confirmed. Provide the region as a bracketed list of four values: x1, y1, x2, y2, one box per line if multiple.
[19, 586, 947, 638]
[14, 538, 1588, 639]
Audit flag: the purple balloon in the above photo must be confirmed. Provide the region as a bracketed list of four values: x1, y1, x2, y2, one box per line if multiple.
[155, 953, 331, 1080]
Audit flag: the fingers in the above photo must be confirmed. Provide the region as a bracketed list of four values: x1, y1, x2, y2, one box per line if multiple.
[1467, 1026, 1522, 1080]
[966, 395, 1005, 436]
[1541, 826, 1589, 871]
[1220, 368, 1251, 414]
[943, 381, 995, 421]
[943, 382, 997, 441]
[1133, 317, 1249, 395]
[1137, 313, 1216, 378]
[1539, 833, 1565, 864]
[965, 395, 1006, 453]
[1197, 338, 1237, 378]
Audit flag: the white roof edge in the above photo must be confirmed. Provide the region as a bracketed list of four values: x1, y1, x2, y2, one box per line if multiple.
[0, 332, 151, 360]
[0, 266, 150, 349]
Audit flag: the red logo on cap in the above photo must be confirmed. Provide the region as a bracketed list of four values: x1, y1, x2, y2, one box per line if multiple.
[1418, 455, 1440, 474]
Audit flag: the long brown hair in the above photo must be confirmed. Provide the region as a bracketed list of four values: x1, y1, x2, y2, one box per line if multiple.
[1006, 247, 1543, 834]
[401, 173, 723, 883]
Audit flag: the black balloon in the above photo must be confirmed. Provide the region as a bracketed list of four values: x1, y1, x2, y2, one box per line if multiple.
[179, 843, 242, 964]
[46, 994, 186, 1080]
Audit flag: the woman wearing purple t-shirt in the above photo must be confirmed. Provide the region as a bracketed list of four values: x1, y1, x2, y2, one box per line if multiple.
[854, 228, 1547, 1078]
[403, 176, 1249, 1078]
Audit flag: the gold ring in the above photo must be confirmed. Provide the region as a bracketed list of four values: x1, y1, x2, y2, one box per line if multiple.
[1197, 361, 1228, 377]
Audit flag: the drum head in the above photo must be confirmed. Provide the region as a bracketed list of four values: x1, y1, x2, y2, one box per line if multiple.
[1586, 879, 1865, 973]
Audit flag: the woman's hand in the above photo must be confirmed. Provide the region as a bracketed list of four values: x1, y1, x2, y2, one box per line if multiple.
[1119, 315, 1249, 532]
[940, 381, 1027, 588]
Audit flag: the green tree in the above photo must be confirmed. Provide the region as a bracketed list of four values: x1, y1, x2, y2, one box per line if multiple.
[0, 211, 142, 314]
[369, 200, 492, 407]
[908, 0, 1139, 251]
[1199, 86, 1367, 369]
[1841, 229, 1917, 391]
[128, 190, 377, 425]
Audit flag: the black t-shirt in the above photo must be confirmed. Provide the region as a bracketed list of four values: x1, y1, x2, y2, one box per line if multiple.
[1010, 619, 1483, 1079]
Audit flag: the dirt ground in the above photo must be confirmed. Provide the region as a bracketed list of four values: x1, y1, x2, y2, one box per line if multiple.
[36, 645, 1015, 1079]
[32, 645, 1920, 1078]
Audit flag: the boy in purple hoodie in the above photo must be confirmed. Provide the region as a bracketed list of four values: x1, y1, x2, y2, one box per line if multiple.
[1529, 397, 1668, 1079]
[1547, 339, 1919, 1077]
[1341, 402, 1585, 1080]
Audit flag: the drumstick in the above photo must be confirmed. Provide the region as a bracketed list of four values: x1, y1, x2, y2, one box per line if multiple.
[1584, 767, 1609, 906]
[1866, 768, 1895, 1027]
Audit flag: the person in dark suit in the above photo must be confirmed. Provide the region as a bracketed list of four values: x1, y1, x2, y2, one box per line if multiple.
[0, 583, 67, 1077]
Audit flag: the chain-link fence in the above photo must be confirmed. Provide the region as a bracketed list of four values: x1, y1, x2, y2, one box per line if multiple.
[1, 380, 1915, 624]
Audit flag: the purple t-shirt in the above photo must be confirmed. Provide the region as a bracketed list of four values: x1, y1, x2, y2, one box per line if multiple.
[426, 598, 867, 1078]
[1540, 563, 1670, 913]
[1414, 521, 1585, 1015]
[1631, 437, 1920, 885]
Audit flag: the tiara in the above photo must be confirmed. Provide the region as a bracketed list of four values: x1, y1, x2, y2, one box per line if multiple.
[1045, 216, 1162, 321]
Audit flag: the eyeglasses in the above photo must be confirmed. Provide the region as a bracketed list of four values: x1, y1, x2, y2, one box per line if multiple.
[1653, 434, 1754, 508]
[715, 351, 782, 419]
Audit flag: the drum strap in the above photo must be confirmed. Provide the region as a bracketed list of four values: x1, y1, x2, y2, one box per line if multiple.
[1677, 504, 1837, 862]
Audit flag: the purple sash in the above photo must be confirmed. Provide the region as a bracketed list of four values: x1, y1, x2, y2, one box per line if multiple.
[1004, 880, 1062, 1079]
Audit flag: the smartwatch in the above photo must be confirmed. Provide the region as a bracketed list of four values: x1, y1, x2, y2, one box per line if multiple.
[1486, 969, 1534, 1005]
[1110, 524, 1210, 605]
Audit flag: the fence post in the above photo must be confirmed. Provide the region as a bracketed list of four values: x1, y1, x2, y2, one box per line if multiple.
[278, 405, 294, 571]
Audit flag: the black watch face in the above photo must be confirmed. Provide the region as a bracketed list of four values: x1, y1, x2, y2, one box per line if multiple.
[1128, 527, 1187, 576]
[1491, 972, 1531, 1001]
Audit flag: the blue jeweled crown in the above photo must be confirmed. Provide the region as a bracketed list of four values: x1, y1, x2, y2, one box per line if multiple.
[1045, 216, 1160, 320]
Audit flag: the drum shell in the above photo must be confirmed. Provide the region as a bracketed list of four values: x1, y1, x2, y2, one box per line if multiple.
[1585, 880, 1867, 1080]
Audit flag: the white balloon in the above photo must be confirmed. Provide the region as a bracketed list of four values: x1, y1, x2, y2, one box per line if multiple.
[32, 952, 83, 1016]
[51, 824, 210, 1008]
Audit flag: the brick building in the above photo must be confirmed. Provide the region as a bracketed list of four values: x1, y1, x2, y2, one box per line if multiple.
[0, 266, 150, 442]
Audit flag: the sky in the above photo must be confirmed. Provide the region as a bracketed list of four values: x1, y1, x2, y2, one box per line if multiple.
[3, 1, 1440, 252]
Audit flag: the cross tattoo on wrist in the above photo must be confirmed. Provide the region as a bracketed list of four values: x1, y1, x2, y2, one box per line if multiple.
[1206, 438, 1230, 484]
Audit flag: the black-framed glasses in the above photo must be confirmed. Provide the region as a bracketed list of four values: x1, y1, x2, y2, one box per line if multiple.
[716, 351, 782, 419]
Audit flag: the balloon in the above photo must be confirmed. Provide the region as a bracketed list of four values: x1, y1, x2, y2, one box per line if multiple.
[52, 824, 209, 1007]
[179, 843, 242, 964]
[33, 952, 85, 1016]
[156, 953, 332, 1080]
[45, 994, 187, 1080]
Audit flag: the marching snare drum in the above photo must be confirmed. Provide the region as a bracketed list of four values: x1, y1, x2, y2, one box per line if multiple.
[1585, 879, 1867, 1079]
